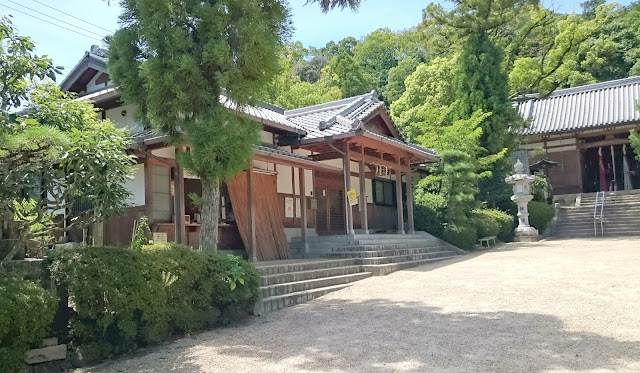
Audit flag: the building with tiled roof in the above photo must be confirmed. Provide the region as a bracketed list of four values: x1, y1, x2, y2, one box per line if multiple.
[517, 76, 640, 195]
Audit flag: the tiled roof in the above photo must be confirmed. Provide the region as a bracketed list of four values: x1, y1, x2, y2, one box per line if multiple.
[219, 94, 305, 134]
[285, 91, 392, 139]
[517, 76, 640, 136]
[253, 145, 311, 161]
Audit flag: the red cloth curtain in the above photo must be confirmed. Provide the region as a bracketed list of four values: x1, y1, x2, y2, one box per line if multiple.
[599, 147, 608, 191]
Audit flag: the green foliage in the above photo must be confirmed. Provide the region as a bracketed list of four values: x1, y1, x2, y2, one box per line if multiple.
[471, 208, 514, 241]
[323, 53, 371, 98]
[413, 190, 447, 238]
[382, 57, 419, 104]
[454, 31, 521, 155]
[630, 129, 640, 162]
[531, 175, 552, 202]
[0, 277, 57, 372]
[443, 224, 477, 251]
[440, 150, 479, 227]
[49, 244, 260, 361]
[528, 201, 555, 233]
[0, 16, 61, 113]
[0, 82, 133, 261]
[131, 216, 150, 251]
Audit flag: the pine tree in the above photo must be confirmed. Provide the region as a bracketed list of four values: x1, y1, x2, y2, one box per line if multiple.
[108, 0, 290, 251]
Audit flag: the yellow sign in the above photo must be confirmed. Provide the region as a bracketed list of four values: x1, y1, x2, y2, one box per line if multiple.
[347, 189, 358, 206]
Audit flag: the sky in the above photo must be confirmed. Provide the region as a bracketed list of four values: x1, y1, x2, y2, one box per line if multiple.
[0, 0, 634, 81]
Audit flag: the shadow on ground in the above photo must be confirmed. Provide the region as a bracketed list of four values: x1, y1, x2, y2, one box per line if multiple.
[105, 297, 640, 373]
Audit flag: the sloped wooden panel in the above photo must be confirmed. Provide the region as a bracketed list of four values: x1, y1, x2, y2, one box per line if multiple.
[228, 171, 291, 261]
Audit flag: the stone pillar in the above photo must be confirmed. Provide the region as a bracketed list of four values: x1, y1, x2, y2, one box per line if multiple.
[359, 160, 369, 234]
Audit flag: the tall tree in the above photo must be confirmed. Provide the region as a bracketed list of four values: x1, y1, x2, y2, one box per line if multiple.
[108, 0, 290, 251]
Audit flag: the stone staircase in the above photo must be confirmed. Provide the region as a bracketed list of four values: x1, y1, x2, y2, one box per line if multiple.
[554, 191, 640, 238]
[254, 233, 464, 315]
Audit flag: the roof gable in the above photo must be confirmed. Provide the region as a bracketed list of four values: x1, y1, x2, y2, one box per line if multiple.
[60, 46, 109, 95]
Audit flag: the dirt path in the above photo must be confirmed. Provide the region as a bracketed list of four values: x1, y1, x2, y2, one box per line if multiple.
[77, 238, 640, 373]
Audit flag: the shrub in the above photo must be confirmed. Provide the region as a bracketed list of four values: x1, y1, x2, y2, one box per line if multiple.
[0, 277, 57, 372]
[443, 224, 477, 251]
[413, 191, 447, 238]
[528, 201, 555, 233]
[49, 244, 260, 362]
[471, 208, 515, 242]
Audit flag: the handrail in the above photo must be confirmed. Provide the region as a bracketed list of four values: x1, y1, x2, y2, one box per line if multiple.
[593, 191, 605, 236]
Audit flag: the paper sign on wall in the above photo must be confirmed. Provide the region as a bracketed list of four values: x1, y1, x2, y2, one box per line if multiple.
[152, 232, 167, 243]
[347, 189, 358, 206]
[284, 197, 294, 218]
[295, 198, 301, 218]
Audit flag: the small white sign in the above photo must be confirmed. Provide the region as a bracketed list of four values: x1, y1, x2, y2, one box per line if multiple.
[296, 198, 301, 218]
[284, 197, 294, 218]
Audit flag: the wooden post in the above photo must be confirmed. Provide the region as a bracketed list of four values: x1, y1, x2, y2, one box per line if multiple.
[406, 165, 415, 234]
[359, 160, 369, 234]
[395, 166, 405, 234]
[247, 161, 258, 262]
[344, 146, 354, 235]
[173, 148, 186, 244]
[299, 167, 309, 254]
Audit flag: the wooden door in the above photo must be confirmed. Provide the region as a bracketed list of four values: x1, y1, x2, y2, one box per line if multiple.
[314, 187, 345, 235]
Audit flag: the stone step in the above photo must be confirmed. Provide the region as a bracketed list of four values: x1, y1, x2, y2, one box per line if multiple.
[255, 283, 353, 315]
[289, 233, 432, 243]
[260, 265, 364, 286]
[326, 246, 448, 259]
[331, 243, 448, 252]
[256, 259, 357, 275]
[363, 255, 459, 276]
[260, 272, 372, 298]
[353, 251, 456, 265]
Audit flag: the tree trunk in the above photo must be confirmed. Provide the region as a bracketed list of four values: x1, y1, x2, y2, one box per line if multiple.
[199, 177, 220, 251]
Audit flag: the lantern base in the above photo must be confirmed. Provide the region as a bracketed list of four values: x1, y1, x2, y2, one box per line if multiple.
[514, 226, 540, 242]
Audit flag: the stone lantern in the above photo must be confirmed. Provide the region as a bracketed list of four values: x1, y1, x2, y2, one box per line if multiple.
[505, 159, 540, 242]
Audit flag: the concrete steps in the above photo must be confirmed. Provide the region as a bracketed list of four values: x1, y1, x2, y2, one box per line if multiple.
[554, 191, 640, 238]
[256, 232, 464, 315]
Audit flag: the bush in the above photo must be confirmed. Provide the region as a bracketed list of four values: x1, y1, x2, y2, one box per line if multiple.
[413, 191, 447, 238]
[0, 277, 57, 372]
[471, 208, 515, 242]
[443, 224, 477, 251]
[49, 243, 260, 362]
[528, 201, 555, 233]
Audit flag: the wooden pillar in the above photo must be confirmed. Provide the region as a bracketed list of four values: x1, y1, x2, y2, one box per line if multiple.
[173, 148, 186, 244]
[359, 160, 369, 234]
[299, 167, 309, 254]
[343, 146, 355, 235]
[406, 165, 415, 234]
[395, 166, 405, 234]
[247, 161, 258, 262]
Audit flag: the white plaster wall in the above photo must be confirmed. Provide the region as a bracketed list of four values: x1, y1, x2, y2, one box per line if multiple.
[253, 160, 275, 172]
[260, 131, 274, 145]
[151, 147, 176, 159]
[105, 104, 144, 134]
[321, 159, 343, 169]
[276, 165, 313, 196]
[125, 163, 146, 206]
[85, 72, 111, 94]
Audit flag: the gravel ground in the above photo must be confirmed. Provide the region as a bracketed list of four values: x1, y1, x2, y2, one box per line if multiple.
[76, 238, 640, 373]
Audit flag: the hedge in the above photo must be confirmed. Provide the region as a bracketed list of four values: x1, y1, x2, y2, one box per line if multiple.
[443, 224, 477, 251]
[528, 201, 555, 233]
[471, 208, 515, 242]
[413, 191, 447, 238]
[49, 244, 260, 362]
[0, 277, 57, 372]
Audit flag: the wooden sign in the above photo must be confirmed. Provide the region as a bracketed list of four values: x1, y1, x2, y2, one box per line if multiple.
[152, 232, 167, 243]
[347, 189, 358, 206]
